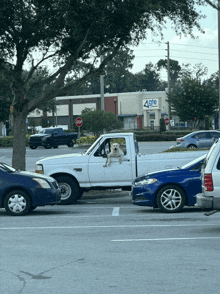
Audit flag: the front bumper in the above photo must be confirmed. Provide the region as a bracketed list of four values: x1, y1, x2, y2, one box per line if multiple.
[196, 193, 220, 210]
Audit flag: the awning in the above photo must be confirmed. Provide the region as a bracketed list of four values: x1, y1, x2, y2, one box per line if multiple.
[117, 114, 137, 117]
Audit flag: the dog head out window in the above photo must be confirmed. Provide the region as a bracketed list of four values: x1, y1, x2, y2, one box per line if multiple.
[94, 137, 127, 157]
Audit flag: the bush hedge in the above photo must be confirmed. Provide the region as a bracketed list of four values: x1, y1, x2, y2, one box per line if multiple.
[0, 135, 30, 147]
[136, 133, 177, 142]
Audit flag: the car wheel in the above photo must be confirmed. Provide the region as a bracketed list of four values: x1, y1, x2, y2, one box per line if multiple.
[187, 144, 197, 149]
[4, 190, 31, 216]
[55, 175, 79, 204]
[30, 146, 37, 149]
[156, 185, 186, 213]
[53, 146, 58, 148]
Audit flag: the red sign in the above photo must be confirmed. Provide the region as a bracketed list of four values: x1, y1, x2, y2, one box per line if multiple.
[165, 118, 170, 125]
[76, 117, 83, 127]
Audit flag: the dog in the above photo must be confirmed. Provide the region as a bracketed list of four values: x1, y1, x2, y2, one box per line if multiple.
[104, 143, 124, 167]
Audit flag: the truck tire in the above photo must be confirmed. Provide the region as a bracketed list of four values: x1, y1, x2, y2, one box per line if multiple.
[55, 175, 79, 204]
[156, 185, 186, 213]
[76, 188, 84, 200]
[44, 143, 52, 149]
[67, 141, 74, 147]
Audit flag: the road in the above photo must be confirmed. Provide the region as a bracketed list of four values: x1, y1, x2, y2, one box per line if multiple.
[1, 193, 220, 294]
[2, 141, 220, 294]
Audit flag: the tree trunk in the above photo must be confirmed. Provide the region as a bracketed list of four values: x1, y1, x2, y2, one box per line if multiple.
[12, 109, 28, 170]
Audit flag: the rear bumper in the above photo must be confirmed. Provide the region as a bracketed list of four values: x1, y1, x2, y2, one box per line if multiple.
[196, 193, 220, 210]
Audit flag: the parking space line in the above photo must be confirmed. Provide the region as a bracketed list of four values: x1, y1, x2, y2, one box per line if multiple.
[111, 236, 220, 242]
[112, 207, 120, 216]
[1, 223, 219, 230]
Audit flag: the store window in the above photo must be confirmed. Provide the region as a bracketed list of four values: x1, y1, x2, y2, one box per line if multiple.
[149, 113, 155, 119]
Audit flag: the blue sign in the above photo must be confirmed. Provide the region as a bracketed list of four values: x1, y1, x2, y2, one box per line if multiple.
[143, 99, 158, 109]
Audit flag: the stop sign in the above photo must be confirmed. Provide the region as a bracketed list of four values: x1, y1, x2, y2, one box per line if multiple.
[165, 118, 170, 125]
[76, 117, 83, 127]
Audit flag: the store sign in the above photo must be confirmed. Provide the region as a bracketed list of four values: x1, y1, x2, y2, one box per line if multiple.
[143, 99, 159, 109]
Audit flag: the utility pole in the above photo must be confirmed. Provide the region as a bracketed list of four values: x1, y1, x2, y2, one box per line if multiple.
[100, 56, 105, 111]
[218, 0, 220, 129]
[166, 41, 171, 129]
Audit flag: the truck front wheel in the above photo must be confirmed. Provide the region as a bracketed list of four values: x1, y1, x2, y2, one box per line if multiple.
[67, 141, 74, 147]
[55, 175, 79, 204]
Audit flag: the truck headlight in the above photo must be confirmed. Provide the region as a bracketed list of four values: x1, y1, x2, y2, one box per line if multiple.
[33, 178, 51, 189]
[35, 164, 44, 174]
[135, 178, 157, 186]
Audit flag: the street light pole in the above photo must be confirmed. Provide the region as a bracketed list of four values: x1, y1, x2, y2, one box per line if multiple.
[100, 56, 105, 111]
[114, 99, 117, 115]
[218, 0, 220, 129]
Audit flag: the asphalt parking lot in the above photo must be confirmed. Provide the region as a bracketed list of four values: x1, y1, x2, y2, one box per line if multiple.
[1, 190, 220, 294]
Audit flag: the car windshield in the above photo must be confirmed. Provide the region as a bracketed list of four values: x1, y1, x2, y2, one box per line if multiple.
[181, 155, 206, 169]
[0, 162, 16, 173]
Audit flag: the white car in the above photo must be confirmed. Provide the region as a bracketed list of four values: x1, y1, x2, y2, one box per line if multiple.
[196, 138, 220, 210]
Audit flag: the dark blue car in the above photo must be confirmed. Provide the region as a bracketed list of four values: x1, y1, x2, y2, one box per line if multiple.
[0, 162, 61, 216]
[132, 155, 206, 213]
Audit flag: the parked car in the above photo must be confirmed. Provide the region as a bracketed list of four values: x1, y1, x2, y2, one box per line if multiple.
[132, 154, 206, 213]
[196, 138, 220, 211]
[0, 162, 61, 216]
[176, 130, 220, 149]
[29, 127, 77, 149]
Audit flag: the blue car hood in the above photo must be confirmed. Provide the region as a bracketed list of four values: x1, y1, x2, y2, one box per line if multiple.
[137, 167, 184, 181]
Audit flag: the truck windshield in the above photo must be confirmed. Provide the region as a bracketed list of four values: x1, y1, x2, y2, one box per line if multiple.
[39, 129, 53, 134]
[85, 136, 102, 155]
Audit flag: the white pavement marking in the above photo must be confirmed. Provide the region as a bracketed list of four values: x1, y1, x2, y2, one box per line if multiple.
[0, 223, 219, 230]
[112, 237, 220, 242]
[112, 207, 120, 216]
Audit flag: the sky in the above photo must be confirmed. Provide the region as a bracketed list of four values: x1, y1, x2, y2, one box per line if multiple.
[130, 3, 218, 81]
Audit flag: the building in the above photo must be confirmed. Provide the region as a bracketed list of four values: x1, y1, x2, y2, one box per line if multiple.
[28, 90, 170, 130]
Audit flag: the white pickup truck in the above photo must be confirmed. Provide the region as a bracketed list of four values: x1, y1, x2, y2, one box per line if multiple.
[35, 133, 207, 204]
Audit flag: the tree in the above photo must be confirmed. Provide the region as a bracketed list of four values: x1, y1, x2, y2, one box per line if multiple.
[157, 59, 182, 86]
[127, 62, 165, 91]
[81, 108, 123, 137]
[0, 0, 207, 170]
[167, 78, 218, 128]
[0, 76, 12, 123]
[65, 47, 135, 95]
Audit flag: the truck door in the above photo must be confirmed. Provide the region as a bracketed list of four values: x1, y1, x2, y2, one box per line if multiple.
[88, 137, 133, 186]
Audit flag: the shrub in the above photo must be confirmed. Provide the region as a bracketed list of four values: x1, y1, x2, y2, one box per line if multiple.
[159, 118, 166, 133]
[76, 136, 96, 145]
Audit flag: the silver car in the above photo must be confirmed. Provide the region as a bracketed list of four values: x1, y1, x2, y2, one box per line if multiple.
[176, 130, 220, 149]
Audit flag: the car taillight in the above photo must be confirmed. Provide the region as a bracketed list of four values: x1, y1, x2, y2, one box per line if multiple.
[204, 174, 213, 191]
[177, 139, 184, 142]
